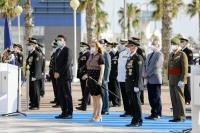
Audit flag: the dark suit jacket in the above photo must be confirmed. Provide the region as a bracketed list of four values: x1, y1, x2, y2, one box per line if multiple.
[55, 46, 73, 81]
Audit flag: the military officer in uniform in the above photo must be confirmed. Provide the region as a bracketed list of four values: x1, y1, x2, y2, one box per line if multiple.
[125, 40, 144, 127]
[168, 37, 188, 122]
[132, 37, 146, 104]
[180, 37, 193, 105]
[26, 39, 43, 110]
[108, 42, 121, 107]
[77, 42, 90, 101]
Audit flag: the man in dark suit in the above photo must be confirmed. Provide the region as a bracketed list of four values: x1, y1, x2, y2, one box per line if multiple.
[180, 37, 193, 105]
[54, 35, 73, 119]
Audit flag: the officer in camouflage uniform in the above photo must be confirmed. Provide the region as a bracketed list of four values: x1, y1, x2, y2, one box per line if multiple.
[168, 37, 188, 122]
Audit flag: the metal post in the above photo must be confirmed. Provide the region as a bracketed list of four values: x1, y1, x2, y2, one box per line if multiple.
[18, 15, 21, 44]
[124, 0, 127, 39]
[73, 9, 78, 82]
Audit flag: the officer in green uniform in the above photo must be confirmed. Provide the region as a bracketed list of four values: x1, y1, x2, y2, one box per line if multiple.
[168, 37, 188, 122]
[125, 40, 143, 127]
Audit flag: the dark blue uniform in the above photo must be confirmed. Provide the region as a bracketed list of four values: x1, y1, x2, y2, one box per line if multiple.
[108, 51, 121, 106]
[125, 53, 143, 126]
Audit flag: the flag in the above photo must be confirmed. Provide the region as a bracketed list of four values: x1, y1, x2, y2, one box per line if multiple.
[4, 17, 12, 49]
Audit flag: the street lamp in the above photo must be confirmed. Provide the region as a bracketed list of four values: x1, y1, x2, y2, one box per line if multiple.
[70, 0, 80, 82]
[15, 5, 23, 44]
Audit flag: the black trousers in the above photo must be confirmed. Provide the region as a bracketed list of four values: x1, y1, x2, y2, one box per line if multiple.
[184, 77, 191, 103]
[119, 82, 131, 115]
[80, 79, 86, 99]
[81, 84, 90, 108]
[51, 77, 59, 105]
[147, 83, 162, 117]
[29, 79, 40, 108]
[108, 79, 121, 106]
[125, 80, 142, 123]
[57, 78, 73, 115]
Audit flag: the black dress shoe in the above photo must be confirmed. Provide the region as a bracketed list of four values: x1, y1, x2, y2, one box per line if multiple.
[145, 115, 160, 120]
[76, 106, 86, 111]
[78, 99, 82, 101]
[50, 100, 56, 104]
[29, 107, 39, 110]
[101, 112, 109, 115]
[126, 122, 142, 127]
[120, 113, 131, 117]
[52, 104, 60, 108]
[169, 118, 185, 122]
[55, 114, 73, 119]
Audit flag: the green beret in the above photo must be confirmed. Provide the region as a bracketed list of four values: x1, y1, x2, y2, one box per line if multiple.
[171, 37, 180, 45]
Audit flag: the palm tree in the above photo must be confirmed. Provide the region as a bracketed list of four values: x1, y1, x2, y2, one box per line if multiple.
[187, 0, 200, 45]
[150, 0, 183, 82]
[79, 0, 97, 44]
[118, 3, 140, 38]
[80, 0, 109, 42]
[95, 0, 109, 40]
[23, 0, 33, 57]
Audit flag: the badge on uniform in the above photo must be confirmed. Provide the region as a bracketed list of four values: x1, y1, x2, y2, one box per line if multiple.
[128, 69, 132, 76]
[28, 57, 33, 63]
[36, 57, 39, 61]
[81, 56, 86, 60]
[138, 61, 142, 64]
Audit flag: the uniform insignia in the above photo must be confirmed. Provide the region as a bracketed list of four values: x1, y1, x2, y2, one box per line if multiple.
[128, 71, 132, 76]
[20, 57, 22, 60]
[36, 57, 39, 61]
[114, 61, 117, 64]
[28, 57, 33, 62]
[81, 56, 86, 60]
[138, 61, 142, 64]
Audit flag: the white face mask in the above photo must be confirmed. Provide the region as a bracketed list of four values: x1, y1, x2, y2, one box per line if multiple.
[57, 41, 63, 48]
[112, 47, 118, 53]
[90, 47, 96, 54]
[125, 47, 131, 54]
[27, 46, 33, 51]
[118, 45, 125, 52]
[80, 47, 85, 53]
[170, 45, 178, 52]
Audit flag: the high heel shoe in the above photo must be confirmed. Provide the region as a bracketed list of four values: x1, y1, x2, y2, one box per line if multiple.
[93, 117, 102, 122]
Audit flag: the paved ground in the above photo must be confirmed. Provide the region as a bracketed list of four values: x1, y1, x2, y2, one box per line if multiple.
[0, 81, 191, 133]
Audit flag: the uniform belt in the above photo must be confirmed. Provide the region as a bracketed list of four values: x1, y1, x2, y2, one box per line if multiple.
[168, 68, 182, 74]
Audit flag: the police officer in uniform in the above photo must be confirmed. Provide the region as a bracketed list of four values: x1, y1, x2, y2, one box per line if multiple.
[77, 42, 90, 101]
[13, 44, 24, 81]
[132, 37, 146, 104]
[168, 37, 188, 122]
[108, 42, 121, 107]
[49, 39, 60, 107]
[125, 40, 144, 127]
[26, 39, 43, 110]
[180, 37, 193, 105]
